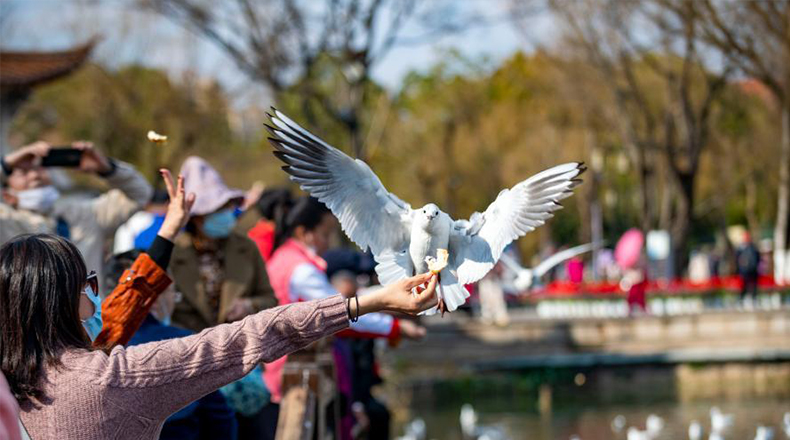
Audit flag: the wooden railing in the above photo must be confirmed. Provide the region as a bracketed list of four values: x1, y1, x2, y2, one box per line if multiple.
[276, 338, 339, 440]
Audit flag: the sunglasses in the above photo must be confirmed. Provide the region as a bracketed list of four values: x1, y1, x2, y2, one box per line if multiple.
[85, 271, 99, 296]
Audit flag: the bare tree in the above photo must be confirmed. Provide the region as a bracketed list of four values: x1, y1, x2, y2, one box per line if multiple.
[542, 0, 728, 275]
[144, 0, 491, 161]
[694, 0, 790, 282]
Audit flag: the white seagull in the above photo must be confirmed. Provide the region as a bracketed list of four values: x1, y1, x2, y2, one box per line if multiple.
[611, 415, 627, 433]
[710, 407, 733, 434]
[627, 427, 651, 440]
[395, 418, 427, 440]
[755, 426, 775, 440]
[646, 414, 664, 438]
[267, 109, 585, 315]
[689, 420, 704, 440]
[498, 243, 595, 291]
[459, 404, 509, 440]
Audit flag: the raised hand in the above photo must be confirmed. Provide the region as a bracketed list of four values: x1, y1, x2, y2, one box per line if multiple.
[157, 169, 196, 242]
[3, 141, 51, 169]
[73, 141, 112, 174]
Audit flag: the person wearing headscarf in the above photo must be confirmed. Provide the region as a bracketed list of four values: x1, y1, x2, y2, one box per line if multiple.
[170, 156, 277, 332]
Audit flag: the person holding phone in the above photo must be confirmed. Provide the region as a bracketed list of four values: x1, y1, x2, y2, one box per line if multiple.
[0, 141, 153, 292]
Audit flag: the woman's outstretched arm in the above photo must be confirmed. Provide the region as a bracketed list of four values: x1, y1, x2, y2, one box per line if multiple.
[81, 296, 348, 420]
[73, 273, 437, 421]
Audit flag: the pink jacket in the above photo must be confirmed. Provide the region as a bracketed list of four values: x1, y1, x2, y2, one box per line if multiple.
[17, 296, 348, 440]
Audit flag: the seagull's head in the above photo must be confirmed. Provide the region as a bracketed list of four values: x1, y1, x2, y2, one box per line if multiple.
[421, 204, 440, 220]
[415, 204, 441, 231]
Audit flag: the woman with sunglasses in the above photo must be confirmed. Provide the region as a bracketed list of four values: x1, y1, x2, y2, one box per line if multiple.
[0, 170, 438, 440]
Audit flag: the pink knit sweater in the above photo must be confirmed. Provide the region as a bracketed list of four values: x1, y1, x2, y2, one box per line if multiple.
[18, 296, 348, 440]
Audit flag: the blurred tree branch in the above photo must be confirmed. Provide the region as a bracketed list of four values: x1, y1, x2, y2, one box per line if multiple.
[142, 0, 486, 161]
[694, 0, 790, 282]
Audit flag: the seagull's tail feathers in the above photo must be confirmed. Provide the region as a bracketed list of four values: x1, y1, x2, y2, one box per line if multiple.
[441, 282, 470, 311]
[419, 268, 470, 316]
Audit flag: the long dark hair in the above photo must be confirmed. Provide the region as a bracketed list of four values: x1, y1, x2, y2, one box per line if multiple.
[273, 196, 331, 250]
[257, 188, 294, 249]
[0, 234, 91, 403]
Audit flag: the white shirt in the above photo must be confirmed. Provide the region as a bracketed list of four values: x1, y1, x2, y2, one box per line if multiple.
[113, 211, 156, 254]
[290, 263, 395, 336]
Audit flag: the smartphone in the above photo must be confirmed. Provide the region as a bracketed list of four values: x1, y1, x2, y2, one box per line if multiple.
[41, 148, 83, 167]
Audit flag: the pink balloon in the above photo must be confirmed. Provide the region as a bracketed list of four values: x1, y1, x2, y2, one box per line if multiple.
[615, 228, 644, 269]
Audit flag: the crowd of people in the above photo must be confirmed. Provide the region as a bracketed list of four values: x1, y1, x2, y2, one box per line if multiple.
[0, 141, 438, 440]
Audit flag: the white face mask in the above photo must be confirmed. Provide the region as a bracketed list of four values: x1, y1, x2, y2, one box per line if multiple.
[15, 186, 60, 213]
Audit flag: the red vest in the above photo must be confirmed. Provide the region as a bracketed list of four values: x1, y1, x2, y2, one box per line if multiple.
[247, 219, 276, 263]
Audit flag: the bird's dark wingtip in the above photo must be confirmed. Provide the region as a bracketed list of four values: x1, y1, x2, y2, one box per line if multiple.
[272, 151, 288, 160]
[263, 124, 279, 137]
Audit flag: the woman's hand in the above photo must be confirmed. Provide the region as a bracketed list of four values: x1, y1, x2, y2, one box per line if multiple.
[157, 169, 196, 242]
[354, 273, 438, 317]
[3, 141, 50, 168]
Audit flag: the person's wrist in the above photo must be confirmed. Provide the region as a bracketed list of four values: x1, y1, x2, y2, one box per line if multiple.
[356, 289, 386, 316]
[374, 286, 395, 312]
[96, 157, 116, 177]
[157, 223, 179, 241]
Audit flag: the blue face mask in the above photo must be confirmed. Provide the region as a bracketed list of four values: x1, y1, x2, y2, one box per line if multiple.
[81, 286, 103, 342]
[203, 208, 237, 239]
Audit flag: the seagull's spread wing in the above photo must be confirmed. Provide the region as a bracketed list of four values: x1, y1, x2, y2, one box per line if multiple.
[267, 109, 412, 254]
[533, 243, 595, 277]
[449, 162, 585, 284]
[374, 249, 413, 285]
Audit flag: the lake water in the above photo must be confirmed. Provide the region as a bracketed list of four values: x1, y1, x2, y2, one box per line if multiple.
[405, 398, 788, 439]
[394, 370, 790, 440]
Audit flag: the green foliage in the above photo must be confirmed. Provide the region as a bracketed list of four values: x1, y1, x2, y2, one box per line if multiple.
[11, 64, 247, 184]
[7, 47, 780, 262]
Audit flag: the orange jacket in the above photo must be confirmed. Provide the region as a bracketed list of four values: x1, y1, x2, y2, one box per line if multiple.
[92, 253, 172, 349]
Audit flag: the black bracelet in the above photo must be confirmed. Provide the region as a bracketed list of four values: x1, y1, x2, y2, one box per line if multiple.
[352, 295, 360, 322]
[346, 297, 353, 321]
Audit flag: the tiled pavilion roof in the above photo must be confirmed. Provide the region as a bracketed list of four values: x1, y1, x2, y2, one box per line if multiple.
[0, 41, 94, 91]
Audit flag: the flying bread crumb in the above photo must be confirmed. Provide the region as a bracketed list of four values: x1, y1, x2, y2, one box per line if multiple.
[147, 131, 168, 143]
[425, 249, 449, 274]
